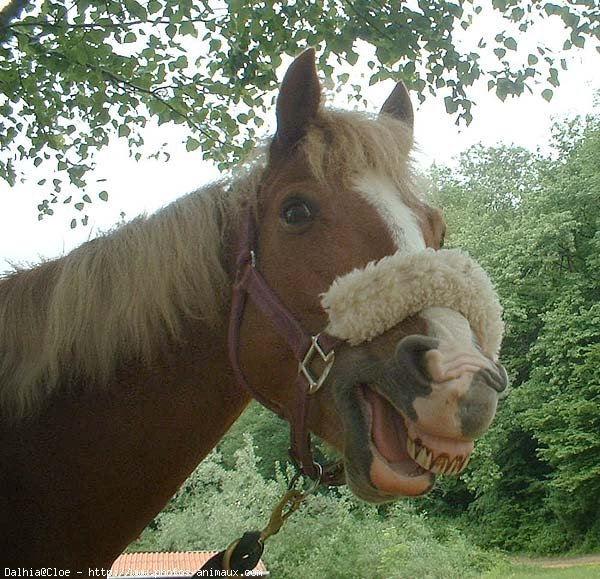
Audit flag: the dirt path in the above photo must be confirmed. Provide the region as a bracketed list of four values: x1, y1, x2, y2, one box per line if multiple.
[516, 555, 600, 568]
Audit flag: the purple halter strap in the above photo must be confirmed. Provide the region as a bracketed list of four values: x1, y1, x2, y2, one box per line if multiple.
[227, 206, 343, 484]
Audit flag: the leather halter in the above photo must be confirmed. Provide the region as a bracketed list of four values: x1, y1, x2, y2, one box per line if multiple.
[228, 206, 343, 484]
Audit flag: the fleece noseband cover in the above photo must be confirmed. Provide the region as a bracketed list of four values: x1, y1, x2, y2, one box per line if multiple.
[321, 248, 504, 361]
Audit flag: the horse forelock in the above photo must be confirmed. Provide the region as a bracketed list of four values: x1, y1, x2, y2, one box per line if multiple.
[301, 109, 417, 199]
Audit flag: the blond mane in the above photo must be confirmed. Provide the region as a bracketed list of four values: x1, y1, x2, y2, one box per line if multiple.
[0, 107, 418, 420]
[0, 169, 261, 419]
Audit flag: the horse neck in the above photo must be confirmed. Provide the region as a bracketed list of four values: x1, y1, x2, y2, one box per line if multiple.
[1, 318, 251, 569]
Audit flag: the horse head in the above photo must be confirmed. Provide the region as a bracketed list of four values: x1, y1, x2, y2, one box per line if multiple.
[234, 49, 508, 502]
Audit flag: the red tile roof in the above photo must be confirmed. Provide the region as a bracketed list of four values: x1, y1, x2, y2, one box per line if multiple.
[110, 551, 268, 576]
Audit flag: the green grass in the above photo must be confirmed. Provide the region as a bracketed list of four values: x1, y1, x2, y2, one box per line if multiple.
[485, 563, 600, 578]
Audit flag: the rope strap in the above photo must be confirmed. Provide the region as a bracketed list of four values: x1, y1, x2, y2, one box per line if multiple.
[195, 472, 318, 575]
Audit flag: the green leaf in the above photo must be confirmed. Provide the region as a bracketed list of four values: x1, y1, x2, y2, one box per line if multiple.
[444, 96, 459, 114]
[166, 24, 176, 39]
[99, 190, 109, 202]
[147, 0, 161, 14]
[544, 3, 561, 16]
[542, 88, 553, 101]
[180, 21, 196, 36]
[186, 137, 201, 152]
[496, 78, 509, 101]
[172, 55, 188, 69]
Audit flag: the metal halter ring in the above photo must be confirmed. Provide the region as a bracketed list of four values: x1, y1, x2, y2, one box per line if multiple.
[288, 462, 323, 497]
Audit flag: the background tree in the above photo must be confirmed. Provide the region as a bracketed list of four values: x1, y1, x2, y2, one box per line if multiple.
[425, 113, 600, 553]
[1, 0, 598, 219]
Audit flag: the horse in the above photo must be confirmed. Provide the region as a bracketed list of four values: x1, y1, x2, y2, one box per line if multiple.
[0, 49, 507, 571]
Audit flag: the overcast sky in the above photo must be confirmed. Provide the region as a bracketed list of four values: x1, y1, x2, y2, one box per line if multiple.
[1, 10, 599, 272]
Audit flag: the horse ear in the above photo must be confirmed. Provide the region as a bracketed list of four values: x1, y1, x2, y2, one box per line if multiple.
[272, 48, 321, 155]
[380, 81, 414, 131]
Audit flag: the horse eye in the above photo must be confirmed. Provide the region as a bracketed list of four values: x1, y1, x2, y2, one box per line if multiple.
[280, 199, 315, 227]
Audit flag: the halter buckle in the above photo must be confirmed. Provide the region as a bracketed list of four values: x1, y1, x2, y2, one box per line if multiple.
[299, 334, 335, 394]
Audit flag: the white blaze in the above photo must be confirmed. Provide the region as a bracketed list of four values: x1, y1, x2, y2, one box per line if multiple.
[353, 172, 425, 253]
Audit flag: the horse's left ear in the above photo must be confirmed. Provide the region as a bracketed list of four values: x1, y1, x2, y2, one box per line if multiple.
[380, 81, 414, 132]
[271, 48, 321, 157]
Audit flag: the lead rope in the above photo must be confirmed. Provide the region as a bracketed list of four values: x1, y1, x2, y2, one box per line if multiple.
[193, 465, 323, 576]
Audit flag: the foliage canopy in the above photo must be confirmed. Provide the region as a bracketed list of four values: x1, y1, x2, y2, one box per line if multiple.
[1, 0, 599, 220]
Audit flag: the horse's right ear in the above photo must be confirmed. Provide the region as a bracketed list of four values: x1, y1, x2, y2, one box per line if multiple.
[380, 81, 414, 132]
[271, 48, 321, 157]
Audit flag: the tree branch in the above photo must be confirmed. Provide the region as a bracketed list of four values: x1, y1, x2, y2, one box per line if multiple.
[6, 16, 213, 32]
[10, 28, 225, 146]
[0, 0, 35, 43]
[100, 69, 223, 144]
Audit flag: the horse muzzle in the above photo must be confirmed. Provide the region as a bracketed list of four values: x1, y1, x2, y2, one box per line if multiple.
[330, 324, 508, 501]
[322, 249, 508, 501]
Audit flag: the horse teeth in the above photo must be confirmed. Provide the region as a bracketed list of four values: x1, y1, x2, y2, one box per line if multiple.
[415, 446, 433, 470]
[445, 457, 456, 475]
[407, 435, 472, 475]
[423, 448, 433, 469]
[447, 457, 462, 475]
[431, 456, 448, 474]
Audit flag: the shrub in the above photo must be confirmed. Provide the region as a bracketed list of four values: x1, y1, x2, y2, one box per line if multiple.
[130, 435, 507, 578]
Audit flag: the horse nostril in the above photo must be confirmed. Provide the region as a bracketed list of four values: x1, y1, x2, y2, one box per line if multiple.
[481, 364, 508, 393]
[392, 335, 439, 388]
[494, 364, 510, 398]
[395, 335, 440, 355]
[476, 364, 508, 394]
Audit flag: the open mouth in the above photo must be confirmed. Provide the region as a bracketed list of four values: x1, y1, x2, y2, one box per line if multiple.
[361, 385, 473, 494]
